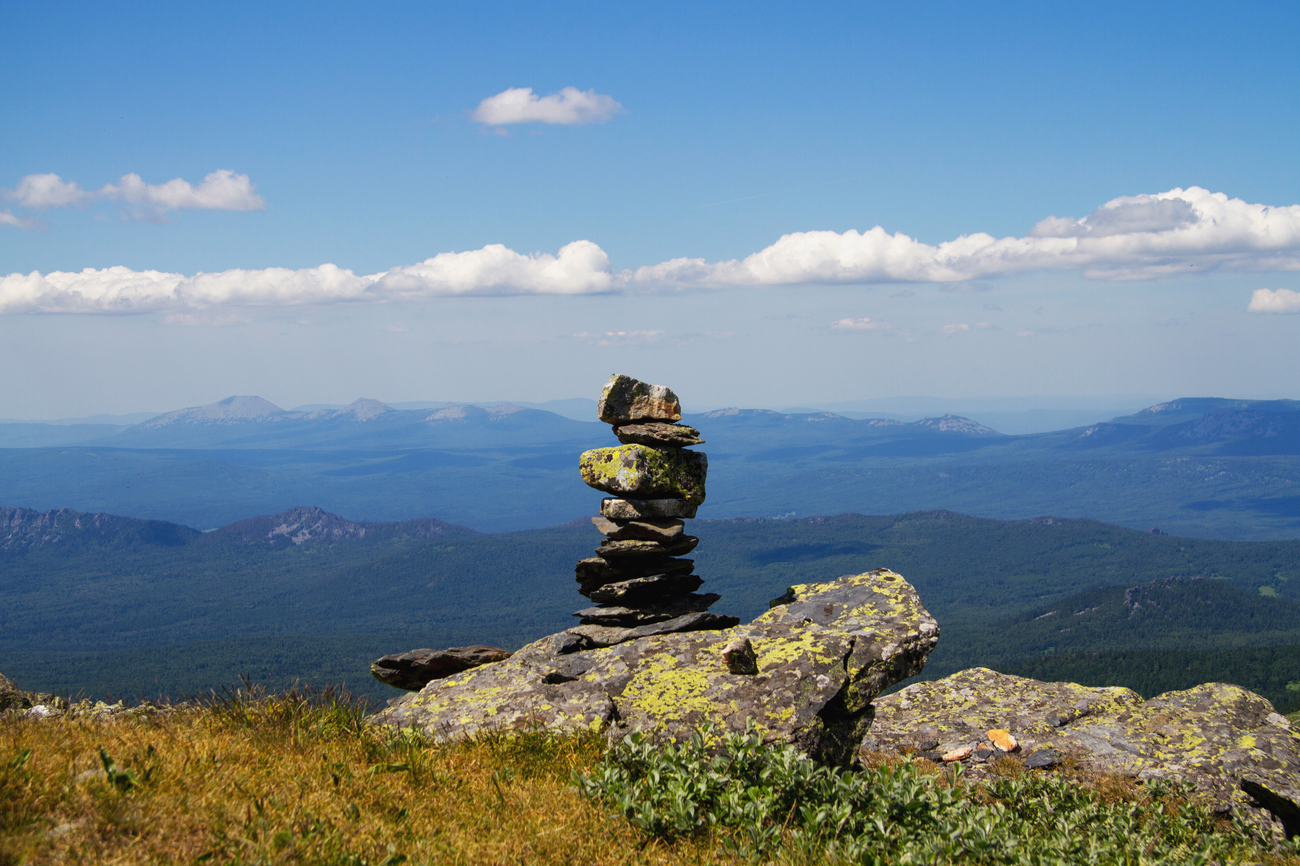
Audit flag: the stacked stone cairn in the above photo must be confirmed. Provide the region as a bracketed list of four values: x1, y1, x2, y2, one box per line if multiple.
[568, 374, 739, 649]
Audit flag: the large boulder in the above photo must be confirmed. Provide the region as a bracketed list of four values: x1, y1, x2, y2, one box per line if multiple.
[579, 445, 707, 505]
[862, 667, 1300, 841]
[371, 569, 939, 764]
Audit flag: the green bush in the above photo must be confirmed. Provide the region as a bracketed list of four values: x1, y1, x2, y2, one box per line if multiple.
[577, 725, 1289, 864]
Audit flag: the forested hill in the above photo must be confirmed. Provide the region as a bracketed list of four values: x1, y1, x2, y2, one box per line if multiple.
[0, 506, 200, 552]
[3, 506, 1300, 703]
[0, 504, 473, 554]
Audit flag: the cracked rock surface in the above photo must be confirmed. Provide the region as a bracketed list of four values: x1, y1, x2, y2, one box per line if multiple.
[862, 667, 1300, 842]
[370, 569, 939, 764]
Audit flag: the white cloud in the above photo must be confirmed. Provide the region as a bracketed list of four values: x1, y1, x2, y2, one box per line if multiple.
[0, 210, 42, 231]
[0, 241, 616, 313]
[630, 187, 1300, 286]
[831, 317, 893, 331]
[98, 169, 265, 214]
[471, 87, 623, 126]
[1015, 330, 1035, 337]
[938, 323, 971, 335]
[3, 173, 90, 208]
[1, 170, 264, 222]
[572, 330, 663, 346]
[1248, 288, 1300, 313]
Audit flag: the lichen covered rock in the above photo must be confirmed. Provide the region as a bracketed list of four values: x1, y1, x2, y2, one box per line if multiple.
[862, 667, 1300, 841]
[598, 375, 682, 425]
[580, 445, 707, 505]
[371, 569, 939, 764]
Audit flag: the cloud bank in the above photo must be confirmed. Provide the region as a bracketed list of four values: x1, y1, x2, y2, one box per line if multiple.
[1, 170, 264, 225]
[0, 242, 614, 313]
[6, 187, 1300, 313]
[471, 87, 623, 125]
[633, 188, 1300, 286]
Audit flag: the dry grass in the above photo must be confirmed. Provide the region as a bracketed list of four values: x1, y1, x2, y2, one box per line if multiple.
[4, 687, 1295, 866]
[0, 688, 720, 866]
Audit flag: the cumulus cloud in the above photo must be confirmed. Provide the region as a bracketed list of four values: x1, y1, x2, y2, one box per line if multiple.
[3, 173, 91, 208]
[0, 241, 616, 313]
[1, 170, 264, 222]
[630, 187, 1300, 286]
[831, 317, 893, 331]
[1248, 288, 1300, 313]
[471, 87, 623, 126]
[99, 170, 265, 214]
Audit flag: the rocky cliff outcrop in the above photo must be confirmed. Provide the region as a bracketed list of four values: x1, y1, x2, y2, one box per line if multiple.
[372, 568, 939, 764]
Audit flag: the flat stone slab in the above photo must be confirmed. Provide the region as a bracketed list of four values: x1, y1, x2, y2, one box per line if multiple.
[580, 445, 707, 505]
[371, 569, 939, 765]
[614, 422, 704, 448]
[371, 646, 512, 691]
[591, 515, 685, 542]
[598, 374, 682, 425]
[597, 536, 699, 559]
[566, 612, 740, 650]
[601, 498, 698, 520]
[588, 572, 704, 603]
[861, 667, 1300, 842]
[573, 593, 720, 626]
[575, 556, 694, 595]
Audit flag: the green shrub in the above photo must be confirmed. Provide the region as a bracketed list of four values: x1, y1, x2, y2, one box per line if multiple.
[578, 725, 1291, 864]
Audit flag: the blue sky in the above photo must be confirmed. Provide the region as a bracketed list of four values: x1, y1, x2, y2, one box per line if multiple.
[3, 1, 1299, 417]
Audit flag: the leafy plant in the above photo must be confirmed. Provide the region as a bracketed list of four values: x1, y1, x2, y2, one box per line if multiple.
[98, 747, 141, 793]
[578, 724, 1287, 864]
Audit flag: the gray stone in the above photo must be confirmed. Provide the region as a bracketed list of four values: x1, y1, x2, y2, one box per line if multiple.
[597, 536, 699, 559]
[564, 612, 741, 651]
[580, 445, 707, 505]
[573, 593, 720, 626]
[1023, 748, 1063, 769]
[859, 667, 1300, 843]
[591, 515, 685, 542]
[601, 498, 698, 520]
[589, 572, 705, 603]
[372, 569, 939, 766]
[598, 374, 682, 425]
[722, 637, 758, 675]
[370, 646, 513, 691]
[575, 557, 695, 595]
[614, 422, 704, 448]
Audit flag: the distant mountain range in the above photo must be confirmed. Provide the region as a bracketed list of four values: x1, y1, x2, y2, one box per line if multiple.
[2, 395, 1300, 538]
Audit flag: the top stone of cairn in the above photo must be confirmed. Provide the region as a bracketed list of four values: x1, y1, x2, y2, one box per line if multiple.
[598, 374, 682, 425]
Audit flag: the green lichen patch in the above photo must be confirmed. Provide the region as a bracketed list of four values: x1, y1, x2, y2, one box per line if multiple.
[863, 668, 1300, 843]
[579, 445, 707, 504]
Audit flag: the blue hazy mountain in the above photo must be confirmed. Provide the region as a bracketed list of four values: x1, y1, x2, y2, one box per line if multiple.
[2, 395, 1300, 537]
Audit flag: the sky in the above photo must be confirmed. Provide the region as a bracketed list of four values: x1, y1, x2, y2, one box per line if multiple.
[2, 0, 1299, 418]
